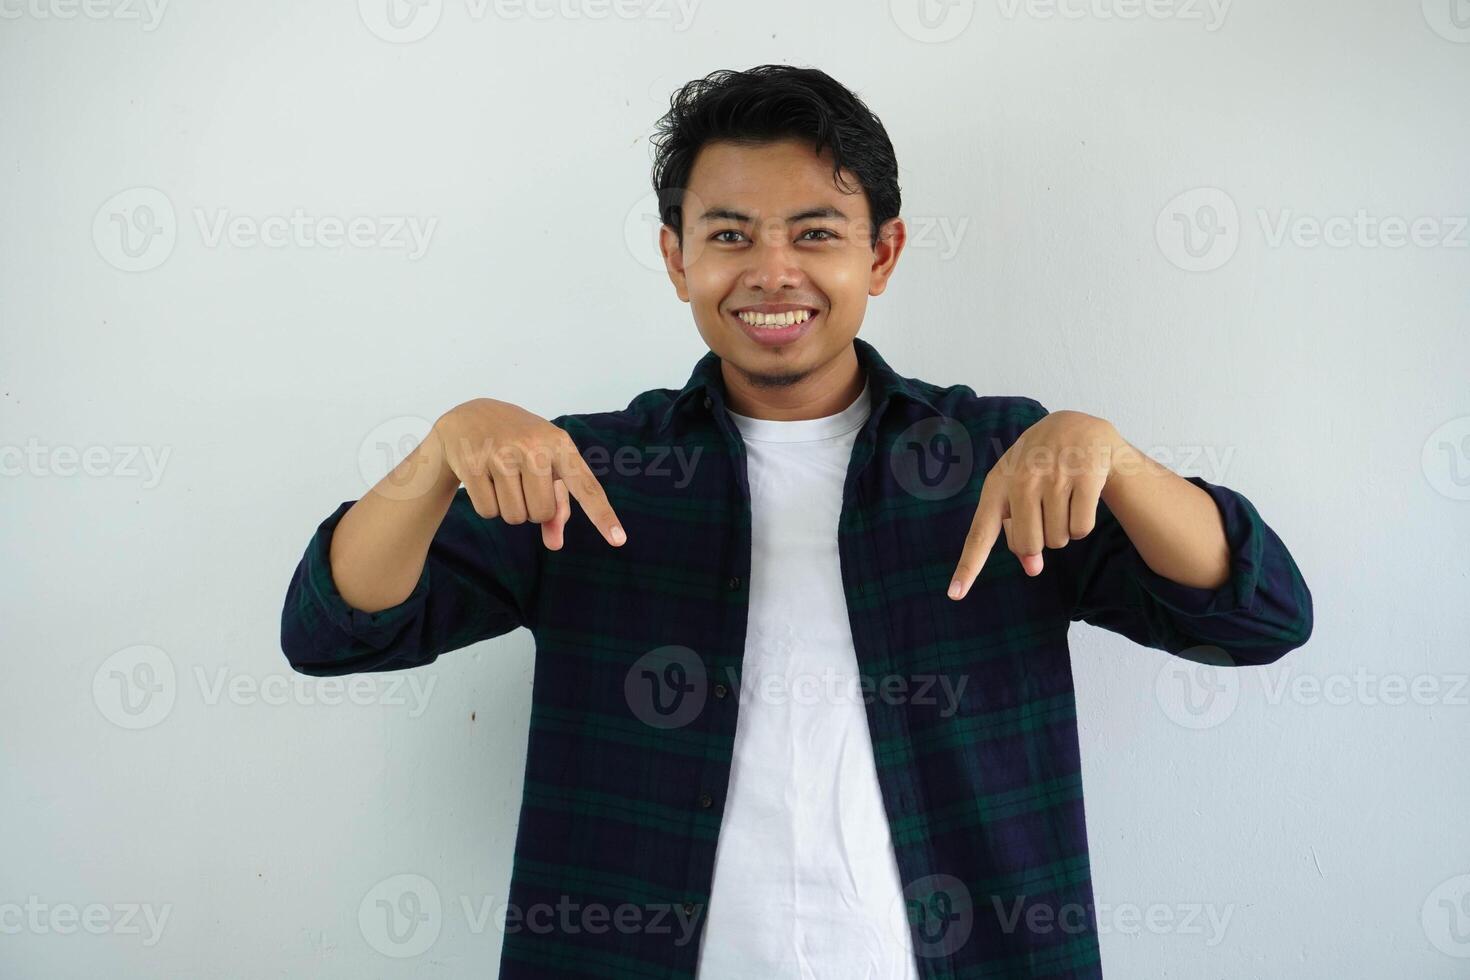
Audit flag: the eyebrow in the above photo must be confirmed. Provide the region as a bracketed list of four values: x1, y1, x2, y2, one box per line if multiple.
[696, 205, 849, 224]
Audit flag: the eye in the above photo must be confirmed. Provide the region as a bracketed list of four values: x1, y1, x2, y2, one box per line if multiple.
[711, 229, 747, 244]
[800, 228, 838, 242]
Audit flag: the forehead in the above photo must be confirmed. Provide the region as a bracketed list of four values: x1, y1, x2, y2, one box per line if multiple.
[685, 138, 869, 219]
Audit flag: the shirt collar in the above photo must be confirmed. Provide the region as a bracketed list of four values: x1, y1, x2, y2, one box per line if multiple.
[655, 337, 941, 437]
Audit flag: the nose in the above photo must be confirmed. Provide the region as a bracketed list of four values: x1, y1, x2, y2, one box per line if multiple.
[740, 232, 803, 292]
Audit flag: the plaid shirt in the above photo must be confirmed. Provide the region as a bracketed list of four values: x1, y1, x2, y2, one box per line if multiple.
[281, 337, 1313, 979]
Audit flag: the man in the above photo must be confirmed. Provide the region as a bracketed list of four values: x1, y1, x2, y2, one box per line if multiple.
[281, 64, 1313, 979]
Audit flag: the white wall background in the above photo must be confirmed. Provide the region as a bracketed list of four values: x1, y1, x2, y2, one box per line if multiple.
[3, 0, 1467, 976]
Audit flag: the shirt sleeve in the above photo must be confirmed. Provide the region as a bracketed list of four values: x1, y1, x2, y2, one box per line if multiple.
[279, 487, 541, 676]
[1015, 399, 1315, 666]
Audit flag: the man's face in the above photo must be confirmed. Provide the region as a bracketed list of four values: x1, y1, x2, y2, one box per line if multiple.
[660, 138, 904, 388]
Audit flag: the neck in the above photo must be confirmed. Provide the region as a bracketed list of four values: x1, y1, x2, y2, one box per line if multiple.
[720, 343, 865, 421]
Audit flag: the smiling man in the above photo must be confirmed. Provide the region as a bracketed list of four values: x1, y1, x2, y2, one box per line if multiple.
[281, 65, 1314, 979]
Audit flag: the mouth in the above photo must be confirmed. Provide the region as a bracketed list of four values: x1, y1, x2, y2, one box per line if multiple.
[727, 304, 821, 349]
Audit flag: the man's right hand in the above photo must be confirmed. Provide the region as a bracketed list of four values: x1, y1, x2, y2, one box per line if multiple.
[431, 398, 627, 551]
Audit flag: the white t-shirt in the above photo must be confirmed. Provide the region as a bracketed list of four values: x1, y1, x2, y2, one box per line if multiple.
[694, 376, 920, 979]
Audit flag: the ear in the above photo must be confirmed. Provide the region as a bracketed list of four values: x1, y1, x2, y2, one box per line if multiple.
[660, 224, 690, 302]
[868, 216, 908, 297]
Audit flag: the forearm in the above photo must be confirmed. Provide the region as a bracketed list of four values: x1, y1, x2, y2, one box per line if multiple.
[330, 429, 461, 613]
[1099, 436, 1231, 591]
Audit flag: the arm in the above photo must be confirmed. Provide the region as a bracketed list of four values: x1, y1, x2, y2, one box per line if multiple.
[1051, 411, 1314, 666]
[280, 430, 540, 676]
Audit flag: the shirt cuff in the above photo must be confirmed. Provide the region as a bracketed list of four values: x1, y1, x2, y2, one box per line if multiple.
[1127, 476, 1266, 618]
[303, 500, 432, 650]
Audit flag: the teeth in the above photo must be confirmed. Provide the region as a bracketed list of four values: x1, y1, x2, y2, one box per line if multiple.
[736, 309, 815, 328]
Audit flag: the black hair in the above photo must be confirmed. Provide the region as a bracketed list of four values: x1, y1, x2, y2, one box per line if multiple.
[650, 65, 901, 250]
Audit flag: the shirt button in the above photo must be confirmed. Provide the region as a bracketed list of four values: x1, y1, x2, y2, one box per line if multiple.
[698, 793, 713, 808]
[702, 395, 712, 409]
[714, 683, 728, 699]
[727, 575, 742, 591]
[682, 901, 695, 915]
